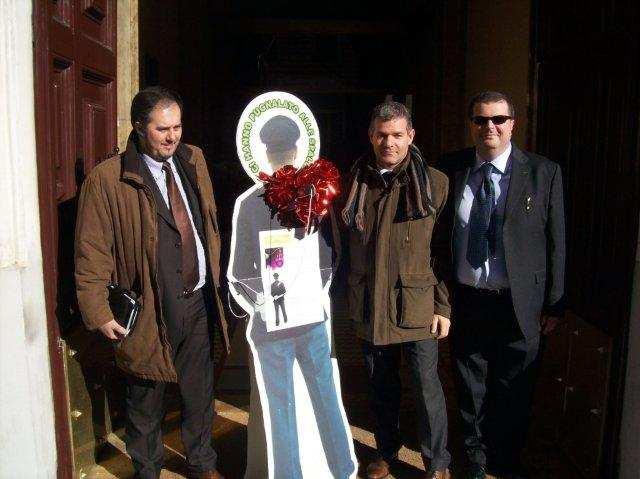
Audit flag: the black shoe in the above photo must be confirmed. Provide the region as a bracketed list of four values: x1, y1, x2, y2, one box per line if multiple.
[502, 470, 529, 479]
[465, 464, 486, 479]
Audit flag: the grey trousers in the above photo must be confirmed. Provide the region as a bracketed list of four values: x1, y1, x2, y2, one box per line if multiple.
[363, 339, 451, 472]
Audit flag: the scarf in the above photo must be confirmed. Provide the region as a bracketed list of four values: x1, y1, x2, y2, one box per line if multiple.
[341, 144, 436, 241]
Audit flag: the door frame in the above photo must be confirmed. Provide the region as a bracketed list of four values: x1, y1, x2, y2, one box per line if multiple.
[33, 2, 74, 477]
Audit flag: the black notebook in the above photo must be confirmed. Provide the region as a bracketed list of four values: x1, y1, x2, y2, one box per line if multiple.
[107, 284, 141, 333]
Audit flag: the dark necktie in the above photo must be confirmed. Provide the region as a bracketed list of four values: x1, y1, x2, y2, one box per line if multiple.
[163, 163, 199, 293]
[467, 162, 496, 268]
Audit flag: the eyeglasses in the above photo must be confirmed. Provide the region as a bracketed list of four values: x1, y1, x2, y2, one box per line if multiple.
[471, 115, 513, 126]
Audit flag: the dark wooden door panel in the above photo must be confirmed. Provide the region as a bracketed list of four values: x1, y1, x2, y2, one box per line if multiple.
[533, 1, 639, 477]
[558, 315, 612, 478]
[51, 0, 73, 26]
[79, 70, 115, 172]
[79, 0, 115, 49]
[50, 58, 76, 201]
[34, 1, 117, 476]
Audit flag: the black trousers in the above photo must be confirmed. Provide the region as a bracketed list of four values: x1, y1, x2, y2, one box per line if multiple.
[274, 298, 288, 324]
[125, 288, 217, 479]
[363, 339, 451, 472]
[451, 286, 540, 475]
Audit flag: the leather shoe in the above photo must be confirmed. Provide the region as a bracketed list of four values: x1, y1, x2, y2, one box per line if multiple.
[424, 469, 451, 479]
[366, 457, 391, 479]
[194, 470, 225, 479]
[503, 472, 529, 479]
[466, 464, 487, 479]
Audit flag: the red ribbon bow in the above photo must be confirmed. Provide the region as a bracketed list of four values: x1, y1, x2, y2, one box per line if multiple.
[258, 159, 341, 228]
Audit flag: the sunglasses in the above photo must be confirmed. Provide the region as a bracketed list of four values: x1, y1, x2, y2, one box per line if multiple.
[471, 115, 513, 126]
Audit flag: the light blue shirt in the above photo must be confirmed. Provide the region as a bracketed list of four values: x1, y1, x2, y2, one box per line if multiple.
[142, 154, 207, 291]
[454, 143, 512, 289]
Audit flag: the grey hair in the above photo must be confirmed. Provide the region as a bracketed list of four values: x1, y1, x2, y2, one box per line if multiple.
[368, 101, 413, 134]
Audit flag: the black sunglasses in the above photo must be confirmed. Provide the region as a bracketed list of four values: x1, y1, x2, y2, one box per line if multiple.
[471, 115, 513, 126]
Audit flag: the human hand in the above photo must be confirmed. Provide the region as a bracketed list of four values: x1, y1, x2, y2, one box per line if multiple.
[540, 314, 561, 335]
[98, 319, 128, 340]
[431, 314, 451, 339]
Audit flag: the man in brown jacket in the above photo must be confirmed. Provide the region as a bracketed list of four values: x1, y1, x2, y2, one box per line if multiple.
[75, 87, 227, 479]
[344, 102, 451, 479]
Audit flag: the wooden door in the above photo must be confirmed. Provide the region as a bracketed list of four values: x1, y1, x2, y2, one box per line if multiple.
[532, 1, 640, 477]
[33, 1, 117, 477]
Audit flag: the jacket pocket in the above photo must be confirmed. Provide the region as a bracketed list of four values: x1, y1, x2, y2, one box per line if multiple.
[398, 272, 438, 328]
[347, 273, 368, 324]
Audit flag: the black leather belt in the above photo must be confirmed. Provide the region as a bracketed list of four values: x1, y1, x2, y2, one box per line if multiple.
[457, 283, 510, 296]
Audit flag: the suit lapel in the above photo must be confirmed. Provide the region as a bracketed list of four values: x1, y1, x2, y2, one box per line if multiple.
[139, 159, 178, 231]
[454, 150, 474, 213]
[174, 155, 204, 237]
[504, 146, 531, 225]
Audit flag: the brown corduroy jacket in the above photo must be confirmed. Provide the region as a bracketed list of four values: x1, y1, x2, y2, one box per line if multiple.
[347, 157, 450, 345]
[75, 132, 229, 382]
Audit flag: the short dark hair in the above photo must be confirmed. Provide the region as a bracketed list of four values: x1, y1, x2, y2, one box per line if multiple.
[369, 101, 413, 134]
[467, 91, 515, 118]
[130, 86, 183, 129]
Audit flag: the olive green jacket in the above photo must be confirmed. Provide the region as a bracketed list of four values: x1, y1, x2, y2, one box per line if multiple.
[347, 157, 450, 345]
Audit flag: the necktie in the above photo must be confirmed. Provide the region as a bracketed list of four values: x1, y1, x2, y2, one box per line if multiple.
[467, 162, 495, 268]
[163, 163, 199, 293]
[381, 171, 394, 187]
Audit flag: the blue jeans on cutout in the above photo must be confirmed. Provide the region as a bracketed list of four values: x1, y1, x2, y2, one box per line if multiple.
[250, 319, 355, 479]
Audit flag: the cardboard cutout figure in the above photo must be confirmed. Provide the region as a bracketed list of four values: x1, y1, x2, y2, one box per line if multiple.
[228, 92, 357, 479]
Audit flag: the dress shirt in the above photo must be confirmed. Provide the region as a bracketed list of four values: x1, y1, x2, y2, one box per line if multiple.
[454, 143, 512, 289]
[142, 154, 207, 290]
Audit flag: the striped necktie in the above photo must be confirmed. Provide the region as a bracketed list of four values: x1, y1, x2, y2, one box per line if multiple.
[467, 162, 495, 268]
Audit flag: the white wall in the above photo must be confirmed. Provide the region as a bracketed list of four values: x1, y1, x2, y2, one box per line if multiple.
[619, 213, 640, 478]
[0, 1, 57, 477]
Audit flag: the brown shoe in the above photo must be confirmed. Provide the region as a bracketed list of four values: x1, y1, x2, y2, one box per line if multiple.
[195, 471, 224, 479]
[366, 457, 391, 479]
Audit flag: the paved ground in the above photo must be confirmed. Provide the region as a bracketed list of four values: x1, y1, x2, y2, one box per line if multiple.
[85, 293, 582, 479]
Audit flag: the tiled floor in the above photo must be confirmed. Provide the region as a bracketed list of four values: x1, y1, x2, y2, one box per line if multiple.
[87, 293, 582, 479]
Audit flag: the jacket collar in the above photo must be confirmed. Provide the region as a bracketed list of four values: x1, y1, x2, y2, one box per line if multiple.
[138, 156, 177, 230]
[362, 151, 411, 187]
[121, 130, 195, 187]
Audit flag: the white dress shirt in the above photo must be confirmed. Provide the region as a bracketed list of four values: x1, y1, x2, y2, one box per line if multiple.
[454, 143, 512, 289]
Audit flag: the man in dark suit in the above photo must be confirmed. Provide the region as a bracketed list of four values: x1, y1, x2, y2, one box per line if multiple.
[270, 273, 288, 325]
[438, 91, 565, 479]
[75, 87, 227, 479]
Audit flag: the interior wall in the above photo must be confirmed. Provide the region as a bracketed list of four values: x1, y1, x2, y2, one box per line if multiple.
[465, 0, 531, 148]
[0, 1, 56, 476]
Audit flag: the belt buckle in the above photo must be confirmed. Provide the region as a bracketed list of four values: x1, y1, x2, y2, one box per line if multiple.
[486, 287, 506, 295]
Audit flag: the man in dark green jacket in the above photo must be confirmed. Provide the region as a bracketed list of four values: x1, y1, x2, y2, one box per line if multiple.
[344, 102, 451, 479]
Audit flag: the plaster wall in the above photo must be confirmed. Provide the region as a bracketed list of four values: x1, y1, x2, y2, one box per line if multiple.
[0, 1, 57, 476]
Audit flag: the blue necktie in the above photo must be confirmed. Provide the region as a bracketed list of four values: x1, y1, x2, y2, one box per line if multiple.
[467, 162, 495, 268]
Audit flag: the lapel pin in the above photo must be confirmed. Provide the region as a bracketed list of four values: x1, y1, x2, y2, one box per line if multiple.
[525, 196, 533, 211]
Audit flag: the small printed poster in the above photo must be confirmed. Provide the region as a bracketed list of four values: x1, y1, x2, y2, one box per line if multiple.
[258, 229, 324, 332]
